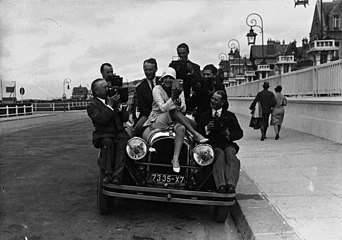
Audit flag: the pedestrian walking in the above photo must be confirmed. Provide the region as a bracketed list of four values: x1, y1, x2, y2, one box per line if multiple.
[271, 85, 287, 140]
[249, 82, 276, 141]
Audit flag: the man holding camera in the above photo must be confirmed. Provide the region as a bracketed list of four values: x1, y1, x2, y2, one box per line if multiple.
[87, 78, 130, 184]
[191, 64, 226, 123]
[169, 43, 201, 109]
[100, 62, 123, 88]
[197, 90, 243, 193]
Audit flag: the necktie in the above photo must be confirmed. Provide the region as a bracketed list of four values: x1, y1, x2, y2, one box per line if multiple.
[105, 98, 108, 105]
[150, 80, 154, 89]
[214, 111, 219, 118]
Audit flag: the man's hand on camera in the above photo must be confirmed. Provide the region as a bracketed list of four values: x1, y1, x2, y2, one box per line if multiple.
[186, 62, 194, 75]
[206, 121, 215, 131]
[174, 98, 181, 107]
[107, 94, 120, 108]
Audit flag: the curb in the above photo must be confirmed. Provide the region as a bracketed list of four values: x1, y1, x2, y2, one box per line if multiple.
[231, 170, 302, 240]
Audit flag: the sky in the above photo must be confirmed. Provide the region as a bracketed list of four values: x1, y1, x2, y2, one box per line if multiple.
[0, 0, 318, 100]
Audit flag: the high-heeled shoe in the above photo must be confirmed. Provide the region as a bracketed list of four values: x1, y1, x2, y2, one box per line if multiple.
[171, 159, 180, 173]
[193, 134, 209, 144]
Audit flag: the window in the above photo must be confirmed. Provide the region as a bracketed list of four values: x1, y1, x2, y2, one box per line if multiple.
[333, 15, 340, 30]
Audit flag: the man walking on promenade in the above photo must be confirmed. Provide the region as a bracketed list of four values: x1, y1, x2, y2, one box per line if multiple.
[249, 82, 276, 141]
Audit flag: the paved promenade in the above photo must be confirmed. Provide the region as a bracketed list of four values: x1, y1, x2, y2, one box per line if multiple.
[234, 114, 342, 240]
[1, 111, 341, 240]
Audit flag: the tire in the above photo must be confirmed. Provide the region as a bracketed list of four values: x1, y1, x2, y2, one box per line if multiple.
[97, 169, 115, 215]
[211, 206, 230, 223]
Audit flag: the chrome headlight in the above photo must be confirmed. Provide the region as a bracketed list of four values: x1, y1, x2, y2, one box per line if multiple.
[126, 137, 148, 160]
[193, 144, 214, 166]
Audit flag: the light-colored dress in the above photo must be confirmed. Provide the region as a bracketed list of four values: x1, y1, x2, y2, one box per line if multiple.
[271, 92, 287, 126]
[143, 85, 186, 129]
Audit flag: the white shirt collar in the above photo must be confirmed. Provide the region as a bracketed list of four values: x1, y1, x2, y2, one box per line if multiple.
[147, 77, 156, 89]
[97, 97, 106, 105]
[212, 108, 222, 117]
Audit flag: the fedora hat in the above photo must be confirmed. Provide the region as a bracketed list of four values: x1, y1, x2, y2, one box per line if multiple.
[262, 82, 270, 88]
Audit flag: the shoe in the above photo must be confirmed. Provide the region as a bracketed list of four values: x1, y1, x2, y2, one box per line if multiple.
[275, 134, 279, 140]
[103, 174, 112, 184]
[111, 176, 120, 185]
[216, 185, 227, 193]
[171, 159, 180, 173]
[260, 136, 265, 141]
[226, 184, 236, 193]
[193, 134, 209, 144]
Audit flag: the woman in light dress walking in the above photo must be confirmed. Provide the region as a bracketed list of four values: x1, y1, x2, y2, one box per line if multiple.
[271, 85, 287, 140]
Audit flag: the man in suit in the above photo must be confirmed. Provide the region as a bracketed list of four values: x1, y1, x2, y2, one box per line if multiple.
[191, 64, 226, 123]
[169, 43, 201, 110]
[249, 82, 276, 141]
[87, 78, 130, 184]
[133, 58, 161, 137]
[197, 90, 243, 193]
[100, 62, 123, 88]
[100, 63, 114, 83]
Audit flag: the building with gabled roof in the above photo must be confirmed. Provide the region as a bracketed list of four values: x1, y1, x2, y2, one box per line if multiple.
[71, 85, 88, 100]
[309, 0, 342, 61]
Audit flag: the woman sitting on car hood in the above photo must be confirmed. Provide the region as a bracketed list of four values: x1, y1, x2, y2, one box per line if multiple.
[143, 67, 208, 173]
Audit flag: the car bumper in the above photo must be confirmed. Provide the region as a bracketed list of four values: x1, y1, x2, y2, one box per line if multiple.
[102, 184, 235, 206]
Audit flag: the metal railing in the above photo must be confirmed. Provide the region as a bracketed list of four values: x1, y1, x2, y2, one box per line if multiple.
[226, 59, 342, 97]
[32, 101, 89, 111]
[0, 104, 34, 118]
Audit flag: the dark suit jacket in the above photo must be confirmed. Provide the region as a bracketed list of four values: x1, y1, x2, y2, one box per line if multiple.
[197, 109, 243, 152]
[250, 89, 276, 114]
[87, 98, 129, 148]
[136, 77, 161, 118]
[189, 60, 201, 84]
[169, 60, 201, 87]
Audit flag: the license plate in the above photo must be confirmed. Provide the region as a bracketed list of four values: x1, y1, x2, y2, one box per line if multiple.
[150, 173, 185, 184]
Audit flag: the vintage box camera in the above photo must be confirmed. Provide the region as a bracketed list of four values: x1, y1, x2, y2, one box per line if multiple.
[169, 59, 190, 80]
[106, 75, 128, 102]
[107, 75, 123, 88]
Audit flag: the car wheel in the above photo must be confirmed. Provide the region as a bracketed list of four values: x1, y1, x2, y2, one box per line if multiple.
[97, 169, 115, 215]
[211, 206, 230, 223]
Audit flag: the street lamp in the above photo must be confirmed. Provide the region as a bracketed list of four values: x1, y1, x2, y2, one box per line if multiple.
[63, 78, 71, 111]
[218, 53, 228, 61]
[246, 28, 257, 45]
[228, 39, 241, 74]
[246, 13, 266, 64]
[63, 78, 71, 100]
[294, 0, 309, 7]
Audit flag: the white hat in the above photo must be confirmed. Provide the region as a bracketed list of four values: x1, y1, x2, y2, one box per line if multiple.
[160, 67, 176, 80]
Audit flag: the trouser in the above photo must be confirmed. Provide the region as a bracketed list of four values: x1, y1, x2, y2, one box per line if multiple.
[213, 146, 240, 188]
[99, 133, 128, 181]
[260, 113, 270, 136]
[132, 115, 148, 137]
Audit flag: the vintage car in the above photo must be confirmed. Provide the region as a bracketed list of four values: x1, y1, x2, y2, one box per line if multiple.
[97, 125, 236, 223]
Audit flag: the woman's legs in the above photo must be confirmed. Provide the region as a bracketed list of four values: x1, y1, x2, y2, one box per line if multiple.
[170, 110, 208, 143]
[274, 124, 280, 140]
[172, 123, 185, 172]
